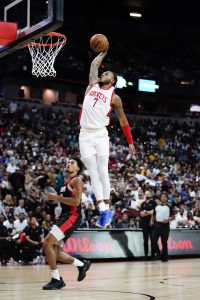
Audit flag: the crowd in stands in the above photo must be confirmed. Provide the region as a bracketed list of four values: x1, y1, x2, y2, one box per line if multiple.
[0, 99, 200, 265]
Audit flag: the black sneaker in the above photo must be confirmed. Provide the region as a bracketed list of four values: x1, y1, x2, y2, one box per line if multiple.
[161, 258, 168, 262]
[77, 260, 91, 282]
[42, 277, 66, 290]
[142, 256, 149, 261]
[153, 254, 162, 261]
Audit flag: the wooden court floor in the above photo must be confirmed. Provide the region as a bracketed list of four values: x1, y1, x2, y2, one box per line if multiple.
[0, 258, 200, 300]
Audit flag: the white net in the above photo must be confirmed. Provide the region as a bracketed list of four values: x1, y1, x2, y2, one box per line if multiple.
[28, 32, 66, 77]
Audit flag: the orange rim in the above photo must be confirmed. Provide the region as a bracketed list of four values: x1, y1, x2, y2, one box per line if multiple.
[23, 32, 67, 47]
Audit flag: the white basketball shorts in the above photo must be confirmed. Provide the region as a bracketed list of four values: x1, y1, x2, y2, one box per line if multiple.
[79, 127, 109, 159]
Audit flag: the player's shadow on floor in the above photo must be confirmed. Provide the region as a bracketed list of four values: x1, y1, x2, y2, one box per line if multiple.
[109, 230, 134, 257]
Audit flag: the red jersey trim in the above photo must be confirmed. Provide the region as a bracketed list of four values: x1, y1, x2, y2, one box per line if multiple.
[106, 107, 113, 117]
[78, 107, 83, 124]
[59, 214, 79, 232]
[110, 89, 115, 105]
[84, 82, 98, 96]
[106, 89, 115, 118]
[64, 176, 77, 192]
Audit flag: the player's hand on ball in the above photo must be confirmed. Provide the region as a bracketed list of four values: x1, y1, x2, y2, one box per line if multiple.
[103, 44, 109, 53]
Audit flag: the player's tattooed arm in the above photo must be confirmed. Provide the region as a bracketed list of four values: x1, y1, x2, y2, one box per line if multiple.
[112, 94, 129, 126]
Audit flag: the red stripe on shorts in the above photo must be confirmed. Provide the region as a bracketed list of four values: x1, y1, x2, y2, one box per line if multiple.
[60, 214, 79, 233]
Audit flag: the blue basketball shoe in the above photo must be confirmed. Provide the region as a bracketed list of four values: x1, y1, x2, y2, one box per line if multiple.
[102, 210, 114, 228]
[96, 211, 104, 228]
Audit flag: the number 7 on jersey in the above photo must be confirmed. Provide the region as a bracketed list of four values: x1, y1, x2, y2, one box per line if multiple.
[93, 98, 99, 107]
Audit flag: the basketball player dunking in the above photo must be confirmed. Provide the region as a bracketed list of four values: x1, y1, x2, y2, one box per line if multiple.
[42, 158, 91, 290]
[79, 48, 135, 228]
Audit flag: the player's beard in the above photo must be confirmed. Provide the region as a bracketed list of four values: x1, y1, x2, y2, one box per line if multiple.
[99, 80, 111, 87]
[99, 81, 105, 87]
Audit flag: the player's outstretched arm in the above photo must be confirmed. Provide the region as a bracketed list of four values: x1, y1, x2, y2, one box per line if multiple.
[112, 94, 135, 158]
[88, 47, 109, 85]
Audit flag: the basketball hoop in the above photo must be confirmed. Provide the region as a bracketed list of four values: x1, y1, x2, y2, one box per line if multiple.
[27, 32, 67, 77]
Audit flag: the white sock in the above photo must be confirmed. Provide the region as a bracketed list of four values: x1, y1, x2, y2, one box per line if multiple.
[98, 201, 106, 212]
[105, 204, 109, 210]
[51, 269, 60, 280]
[72, 258, 84, 267]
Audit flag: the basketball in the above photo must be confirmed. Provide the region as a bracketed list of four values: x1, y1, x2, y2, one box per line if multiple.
[90, 34, 109, 52]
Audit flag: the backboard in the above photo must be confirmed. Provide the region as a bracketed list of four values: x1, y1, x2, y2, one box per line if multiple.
[0, 0, 64, 57]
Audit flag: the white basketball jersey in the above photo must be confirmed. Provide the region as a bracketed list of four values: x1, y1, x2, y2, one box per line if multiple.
[80, 83, 115, 129]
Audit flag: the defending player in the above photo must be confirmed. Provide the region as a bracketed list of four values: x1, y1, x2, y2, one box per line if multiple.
[42, 158, 91, 290]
